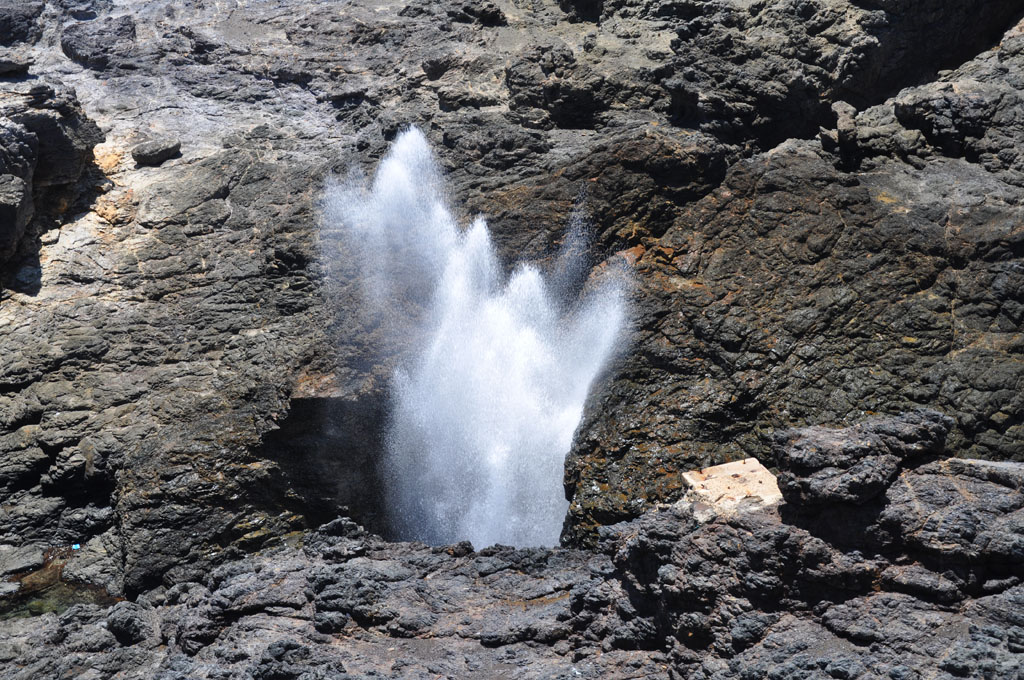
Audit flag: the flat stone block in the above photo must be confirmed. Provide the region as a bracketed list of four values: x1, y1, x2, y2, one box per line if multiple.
[681, 458, 783, 515]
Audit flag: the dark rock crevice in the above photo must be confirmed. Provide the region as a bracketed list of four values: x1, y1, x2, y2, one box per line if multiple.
[252, 395, 389, 537]
[0, 74, 102, 280]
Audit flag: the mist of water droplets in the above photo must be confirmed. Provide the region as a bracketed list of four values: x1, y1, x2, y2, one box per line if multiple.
[322, 128, 625, 548]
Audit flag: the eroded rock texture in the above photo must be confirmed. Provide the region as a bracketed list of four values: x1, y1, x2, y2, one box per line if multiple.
[564, 17, 1024, 541]
[0, 77, 100, 264]
[1, 0, 1024, 676]
[2, 414, 1021, 678]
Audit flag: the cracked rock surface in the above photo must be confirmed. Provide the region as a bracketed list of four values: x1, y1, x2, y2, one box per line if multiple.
[565, 16, 1024, 538]
[1, 413, 1021, 678]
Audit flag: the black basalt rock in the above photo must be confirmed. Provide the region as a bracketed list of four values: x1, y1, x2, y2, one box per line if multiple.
[131, 137, 181, 166]
[773, 409, 953, 506]
[106, 600, 154, 646]
[61, 15, 137, 70]
[0, 1, 44, 47]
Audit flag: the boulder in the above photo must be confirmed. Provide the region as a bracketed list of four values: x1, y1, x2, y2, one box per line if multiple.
[130, 137, 180, 166]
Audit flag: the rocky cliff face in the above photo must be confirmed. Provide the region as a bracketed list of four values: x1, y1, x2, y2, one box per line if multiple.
[563, 8, 1024, 542]
[1, 0, 1023, 677]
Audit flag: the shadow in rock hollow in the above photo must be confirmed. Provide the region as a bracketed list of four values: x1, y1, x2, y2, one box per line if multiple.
[255, 393, 390, 536]
[1, 157, 110, 297]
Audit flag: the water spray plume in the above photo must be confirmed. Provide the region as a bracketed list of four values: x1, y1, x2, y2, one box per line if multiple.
[323, 128, 626, 548]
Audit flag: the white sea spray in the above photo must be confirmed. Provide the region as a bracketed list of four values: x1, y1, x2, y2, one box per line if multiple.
[323, 128, 626, 548]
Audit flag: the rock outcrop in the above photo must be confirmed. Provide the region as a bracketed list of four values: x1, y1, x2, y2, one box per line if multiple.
[2, 413, 1020, 678]
[0, 77, 100, 265]
[564, 16, 1024, 540]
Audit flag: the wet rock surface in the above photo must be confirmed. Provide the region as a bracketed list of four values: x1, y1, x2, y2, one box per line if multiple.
[0, 0, 1023, 676]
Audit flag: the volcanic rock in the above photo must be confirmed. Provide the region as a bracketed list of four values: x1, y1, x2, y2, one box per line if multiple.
[0, 51, 31, 76]
[60, 15, 137, 70]
[130, 137, 180, 166]
[0, 0, 1023, 677]
[563, 22, 1024, 537]
[0, 74, 101, 267]
[0, 2, 44, 47]
[772, 408, 952, 506]
[0, 413, 1020, 678]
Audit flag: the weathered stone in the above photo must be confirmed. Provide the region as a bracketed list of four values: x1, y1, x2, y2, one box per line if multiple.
[0, 74, 101, 270]
[0, 1, 44, 47]
[60, 15, 136, 70]
[879, 458, 1024, 565]
[0, 51, 31, 76]
[1, 1, 1019, 590]
[565, 134, 1024, 542]
[773, 409, 952, 505]
[1, 414, 1022, 677]
[0, 2, 1023, 677]
[0, 544, 44, 576]
[106, 600, 154, 646]
[131, 138, 180, 167]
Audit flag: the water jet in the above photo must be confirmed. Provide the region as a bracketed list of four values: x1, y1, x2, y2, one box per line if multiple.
[321, 128, 626, 548]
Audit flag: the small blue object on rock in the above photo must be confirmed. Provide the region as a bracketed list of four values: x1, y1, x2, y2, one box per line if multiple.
[72, 543, 81, 550]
